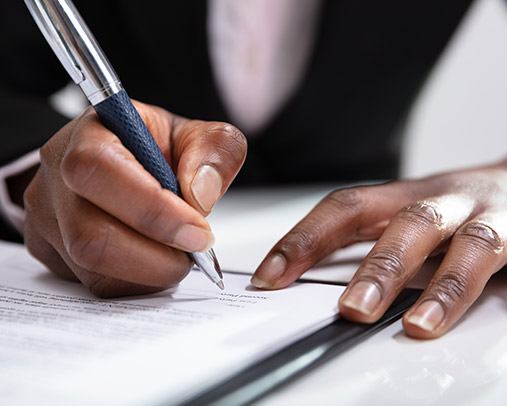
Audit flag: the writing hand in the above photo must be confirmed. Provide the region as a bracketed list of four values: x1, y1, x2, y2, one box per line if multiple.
[24, 101, 246, 297]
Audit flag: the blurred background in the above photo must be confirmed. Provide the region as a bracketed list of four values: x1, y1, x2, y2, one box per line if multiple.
[50, 0, 507, 180]
[402, 0, 507, 177]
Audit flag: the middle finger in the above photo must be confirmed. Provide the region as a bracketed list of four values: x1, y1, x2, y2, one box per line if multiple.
[339, 194, 475, 323]
[56, 193, 192, 289]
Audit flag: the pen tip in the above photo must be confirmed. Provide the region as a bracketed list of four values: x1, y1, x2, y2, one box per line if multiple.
[216, 280, 225, 290]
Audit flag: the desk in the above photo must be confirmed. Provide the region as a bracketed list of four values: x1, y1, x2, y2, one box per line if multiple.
[210, 186, 507, 406]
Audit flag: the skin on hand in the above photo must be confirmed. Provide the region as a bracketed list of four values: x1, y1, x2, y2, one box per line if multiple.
[23, 101, 246, 298]
[251, 163, 507, 339]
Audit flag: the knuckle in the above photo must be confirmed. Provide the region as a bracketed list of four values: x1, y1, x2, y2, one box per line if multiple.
[456, 221, 504, 253]
[67, 223, 111, 271]
[39, 142, 53, 167]
[276, 225, 322, 260]
[326, 188, 364, 212]
[39, 138, 62, 169]
[40, 131, 68, 169]
[221, 123, 248, 152]
[361, 248, 406, 285]
[39, 118, 79, 169]
[134, 196, 168, 237]
[400, 201, 442, 227]
[61, 141, 109, 193]
[431, 267, 475, 304]
[210, 123, 248, 160]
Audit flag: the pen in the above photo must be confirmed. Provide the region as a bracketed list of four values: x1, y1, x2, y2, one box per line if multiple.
[24, 0, 224, 290]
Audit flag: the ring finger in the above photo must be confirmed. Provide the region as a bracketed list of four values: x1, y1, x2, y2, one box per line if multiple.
[403, 209, 507, 338]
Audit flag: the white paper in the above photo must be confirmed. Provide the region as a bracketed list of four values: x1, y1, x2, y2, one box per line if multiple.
[0, 242, 344, 405]
[209, 186, 373, 283]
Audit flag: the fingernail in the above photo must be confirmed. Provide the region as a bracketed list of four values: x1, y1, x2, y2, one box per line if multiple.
[191, 165, 223, 212]
[173, 225, 214, 252]
[341, 281, 381, 315]
[251, 254, 286, 289]
[406, 300, 445, 332]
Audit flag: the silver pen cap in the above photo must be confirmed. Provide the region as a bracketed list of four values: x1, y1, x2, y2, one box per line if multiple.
[24, 0, 122, 105]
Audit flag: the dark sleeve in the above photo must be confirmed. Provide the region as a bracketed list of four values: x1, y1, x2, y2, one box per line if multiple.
[0, 2, 72, 241]
[0, 1, 71, 166]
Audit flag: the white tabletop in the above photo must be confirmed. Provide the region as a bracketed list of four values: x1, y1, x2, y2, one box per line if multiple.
[209, 186, 507, 406]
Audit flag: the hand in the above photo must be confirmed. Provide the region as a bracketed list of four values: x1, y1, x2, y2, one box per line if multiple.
[251, 163, 507, 338]
[24, 101, 246, 297]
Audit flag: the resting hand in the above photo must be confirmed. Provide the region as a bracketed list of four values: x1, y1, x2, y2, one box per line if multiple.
[252, 162, 507, 338]
[24, 101, 246, 297]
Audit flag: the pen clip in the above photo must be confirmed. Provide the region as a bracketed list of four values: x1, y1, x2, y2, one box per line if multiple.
[25, 0, 122, 105]
[25, 0, 85, 85]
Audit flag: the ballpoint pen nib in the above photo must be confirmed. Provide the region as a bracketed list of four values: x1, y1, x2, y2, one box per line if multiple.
[216, 280, 225, 290]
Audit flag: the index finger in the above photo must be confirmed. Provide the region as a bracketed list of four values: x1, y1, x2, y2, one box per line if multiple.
[251, 182, 420, 289]
[61, 112, 214, 253]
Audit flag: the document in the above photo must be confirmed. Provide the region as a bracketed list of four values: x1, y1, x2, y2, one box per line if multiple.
[209, 187, 374, 284]
[0, 242, 345, 405]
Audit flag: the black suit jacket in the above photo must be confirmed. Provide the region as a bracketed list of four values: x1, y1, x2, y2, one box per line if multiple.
[0, 1, 473, 239]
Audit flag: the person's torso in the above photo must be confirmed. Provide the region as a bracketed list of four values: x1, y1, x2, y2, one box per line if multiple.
[77, 0, 474, 185]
